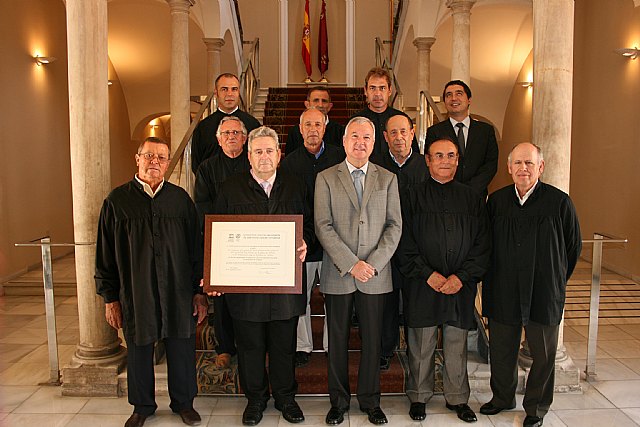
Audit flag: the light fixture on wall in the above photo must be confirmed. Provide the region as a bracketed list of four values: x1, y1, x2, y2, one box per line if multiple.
[615, 47, 639, 60]
[34, 55, 57, 66]
[517, 80, 533, 88]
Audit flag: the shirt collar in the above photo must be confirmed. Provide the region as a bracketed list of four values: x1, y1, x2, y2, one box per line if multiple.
[515, 180, 539, 205]
[312, 141, 326, 159]
[389, 148, 412, 167]
[217, 106, 239, 115]
[345, 160, 369, 175]
[250, 169, 276, 188]
[449, 115, 471, 129]
[134, 174, 164, 198]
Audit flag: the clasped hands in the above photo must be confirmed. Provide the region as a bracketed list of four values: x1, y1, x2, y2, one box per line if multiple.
[427, 271, 463, 294]
[350, 260, 377, 283]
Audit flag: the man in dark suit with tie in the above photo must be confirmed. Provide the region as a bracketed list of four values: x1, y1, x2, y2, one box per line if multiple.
[314, 116, 402, 425]
[425, 80, 498, 199]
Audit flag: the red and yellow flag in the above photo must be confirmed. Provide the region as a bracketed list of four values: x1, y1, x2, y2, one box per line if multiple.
[318, 0, 329, 74]
[302, 0, 312, 77]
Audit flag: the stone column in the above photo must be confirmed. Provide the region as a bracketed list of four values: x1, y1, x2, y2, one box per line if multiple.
[446, 0, 476, 84]
[62, 0, 127, 397]
[203, 38, 225, 95]
[524, 0, 580, 392]
[166, 0, 194, 155]
[413, 37, 436, 98]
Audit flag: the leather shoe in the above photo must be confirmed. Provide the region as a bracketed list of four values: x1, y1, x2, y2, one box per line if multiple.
[325, 407, 346, 425]
[361, 407, 388, 425]
[445, 403, 477, 423]
[125, 413, 147, 427]
[242, 401, 267, 426]
[295, 351, 310, 367]
[178, 408, 201, 426]
[479, 401, 515, 415]
[275, 401, 305, 423]
[409, 402, 426, 421]
[523, 415, 543, 427]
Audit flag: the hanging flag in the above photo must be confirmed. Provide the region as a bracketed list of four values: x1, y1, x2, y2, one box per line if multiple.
[302, 0, 312, 78]
[318, 0, 329, 76]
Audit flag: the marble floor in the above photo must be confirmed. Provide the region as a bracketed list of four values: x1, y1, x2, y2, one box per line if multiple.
[1, 258, 639, 426]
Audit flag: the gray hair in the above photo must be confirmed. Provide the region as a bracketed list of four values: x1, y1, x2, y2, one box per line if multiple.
[343, 116, 375, 141]
[216, 116, 248, 137]
[247, 126, 280, 151]
[507, 142, 544, 164]
[299, 106, 327, 125]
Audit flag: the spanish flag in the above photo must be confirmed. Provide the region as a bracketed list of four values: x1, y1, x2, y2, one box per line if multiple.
[302, 0, 312, 78]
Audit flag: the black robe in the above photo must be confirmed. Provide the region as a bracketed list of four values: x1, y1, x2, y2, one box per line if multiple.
[95, 180, 202, 346]
[397, 178, 490, 329]
[284, 120, 345, 156]
[214, 171, 316, 322]
[191, 109, 261, 174]
[350, 107, 419, 160]
[483, 182, 582, 326]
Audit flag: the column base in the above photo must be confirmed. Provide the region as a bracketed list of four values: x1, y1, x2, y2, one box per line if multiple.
[62, 342, 127, 397]
[518, 345, 582, 393]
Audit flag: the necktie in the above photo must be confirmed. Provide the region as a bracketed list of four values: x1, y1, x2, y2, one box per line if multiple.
[456, 122, 466, 156]
[260, 181, 272, 198]
[352, 169, 364, 206]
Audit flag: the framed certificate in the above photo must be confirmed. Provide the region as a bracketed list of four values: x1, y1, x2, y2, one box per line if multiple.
[203, 214, 303, 294]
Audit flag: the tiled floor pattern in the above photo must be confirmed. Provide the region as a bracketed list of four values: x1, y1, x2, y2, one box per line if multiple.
[1, 257, 639, 426]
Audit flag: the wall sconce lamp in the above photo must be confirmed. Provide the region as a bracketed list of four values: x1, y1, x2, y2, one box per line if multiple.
[34, 55, 57, 66]
[615, 47, 639, 60]
[517, 80, 533, 88]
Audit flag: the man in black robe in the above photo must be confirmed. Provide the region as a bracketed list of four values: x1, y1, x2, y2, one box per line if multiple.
[280, 107, 345, 366]
[350, 67, 418, 160]
[284, 86, 344, 156]
[191, 73, 261, 174]
[480, 143, 582, 427]
[95, 137, 208, 427]
[371, 113, 428, 371]
[209, 126, 315, 426]
[397, 137, 490, 423]
[194, 116, 251, 370]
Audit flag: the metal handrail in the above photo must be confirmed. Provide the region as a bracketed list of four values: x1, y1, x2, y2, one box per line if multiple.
[416, 90, 446, 153]
[374, 37, 403, 110]
[580, 232, 628, 381]
[239, 38, 260, 115]
[14, 237, 95, 386]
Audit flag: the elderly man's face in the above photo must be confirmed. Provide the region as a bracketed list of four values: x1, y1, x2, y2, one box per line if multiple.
[248, 136, 280, 179]
[364, 76, 390, 113]
[343, 121, 374, 167]
[384, 115, 414, 160]
[304, 90, 332, 115]
[217, 119, 246, 158]
[135, 142, 170, 187]
[215, 76, 240, 113]
[508, 143, 544, 194]
[300, 109, 326, 155]
[426, 140, 459, 183]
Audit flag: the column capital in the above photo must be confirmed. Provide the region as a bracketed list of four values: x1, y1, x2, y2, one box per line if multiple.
[446, 0, 476, 13]
[166, 0, 194, 14]
[203, 37, 225, 53]
[413, 37, 436, 52]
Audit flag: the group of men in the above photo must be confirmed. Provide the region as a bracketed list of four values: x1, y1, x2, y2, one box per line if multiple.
[95, 68, 581, 427]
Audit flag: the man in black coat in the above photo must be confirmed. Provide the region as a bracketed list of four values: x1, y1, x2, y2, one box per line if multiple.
[371, 113, 428, 371]
[191, 73, 261, 174]
[280, 107, 345, 366]
[397, 137, 490, 423]
[95, 137, 208, 427]
[480, 143, 582, 427]
[209, 126, 315, 426]
[425, 80, 498, 199]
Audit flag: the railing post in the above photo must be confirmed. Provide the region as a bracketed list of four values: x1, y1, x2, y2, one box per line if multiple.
[585, 233, 604, 381]
[40, 237, 61, 385]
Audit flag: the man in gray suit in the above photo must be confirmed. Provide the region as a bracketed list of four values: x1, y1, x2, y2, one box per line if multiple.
[314, 116, 402, 426]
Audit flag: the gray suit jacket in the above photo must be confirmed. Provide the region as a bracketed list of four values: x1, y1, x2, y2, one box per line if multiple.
[314, 161, 402, 295]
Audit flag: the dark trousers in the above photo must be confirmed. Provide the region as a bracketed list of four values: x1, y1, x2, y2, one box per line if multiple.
[125, 335, 197, 416]
[325, 291, 385, 410]
[212, 296, 237, 355]
[488, 319, 559, 418]
[233, 317, 298, 405]
[381, 288, 400, 358]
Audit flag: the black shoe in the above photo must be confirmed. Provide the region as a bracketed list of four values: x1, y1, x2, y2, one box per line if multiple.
[125, 413, 148, 427]
[295, 351, 310, 367]
[275, 401, 305, 424]
[479, 401, 515, 415]
[445, 403, 477, 423]
[409, 402, 426, 421]
[242, 401, 267, 426]
[361, 407, 388, 425]
[523, 415, 543, 427]
[178, 408, 201, 426]
[325, 407, 346, 425]
[379, 356, 391, 371]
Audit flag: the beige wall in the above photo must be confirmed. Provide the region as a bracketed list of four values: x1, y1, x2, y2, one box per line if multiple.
[241, 1, 280, 87]
[355, 0, 390, 84]
[108, 60, 137, 188]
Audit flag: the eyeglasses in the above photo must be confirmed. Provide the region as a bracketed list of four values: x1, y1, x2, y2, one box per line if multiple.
[138, 152, 170, 163]
[219, 130, 245, 137]
[429, 152, 458, 161]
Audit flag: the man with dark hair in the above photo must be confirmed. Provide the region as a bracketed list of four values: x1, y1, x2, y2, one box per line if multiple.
[480, 143, 582, 427]
[397, 136, 490, 423]
[425, 79, 498, 199]
[96, 136, 208, 427]
[280, 107, 345, 366]
[371, 113, 428, 371]
[194, 116, 251, 369]
[284, 86, 344, 156]
[350, 67, 418, 160]
[191, 73, 261, 173]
